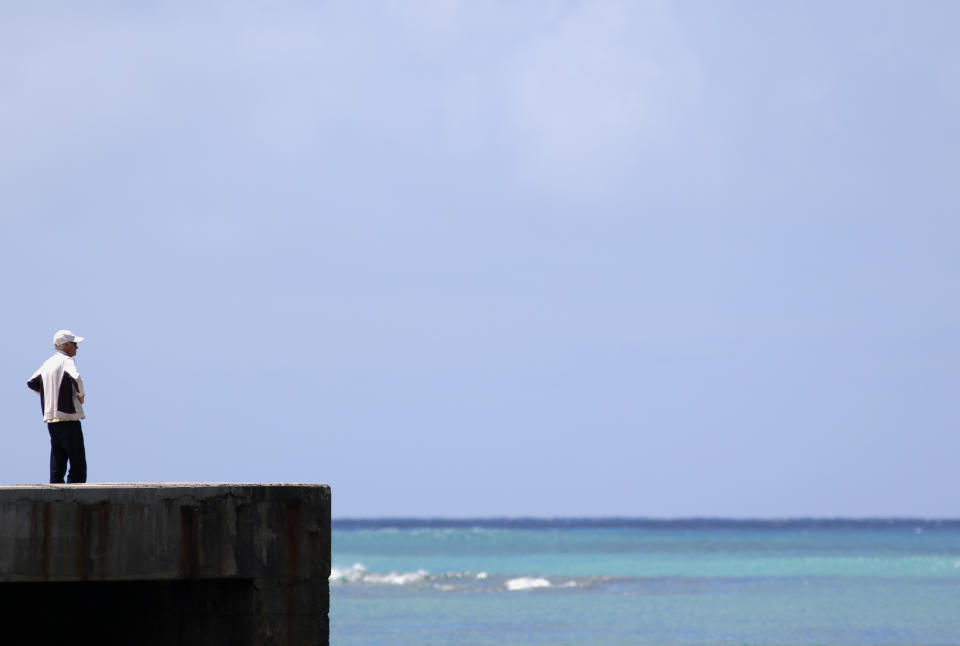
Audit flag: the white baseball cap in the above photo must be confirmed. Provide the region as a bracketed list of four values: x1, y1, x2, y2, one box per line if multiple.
[53, 330, 85, 346]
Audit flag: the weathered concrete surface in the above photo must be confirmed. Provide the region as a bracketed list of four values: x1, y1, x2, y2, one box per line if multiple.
[0, 483, 330, 646]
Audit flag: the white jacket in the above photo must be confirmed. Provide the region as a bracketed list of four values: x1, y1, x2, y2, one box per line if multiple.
[27, 351, 85, 422]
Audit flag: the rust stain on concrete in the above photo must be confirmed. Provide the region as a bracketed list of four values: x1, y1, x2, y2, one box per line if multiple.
[76, 504, 91, 580]
[95, 501, 111, 577]
[28, 502, 52, 581]
[179, 505, 200, 577]
[284, 499, 302, 643]
[284, 500, 301, 581]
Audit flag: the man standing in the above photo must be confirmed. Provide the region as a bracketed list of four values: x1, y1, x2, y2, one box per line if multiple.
[27, 330, 88, 484]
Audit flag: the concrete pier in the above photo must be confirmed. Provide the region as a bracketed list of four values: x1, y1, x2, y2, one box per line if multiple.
[0, 483, 330, 646]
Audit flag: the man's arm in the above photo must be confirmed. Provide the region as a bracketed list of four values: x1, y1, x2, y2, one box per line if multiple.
[63, 358, 85, 405]
[27, 374, 42, 393]
[75, 375, 85, 404]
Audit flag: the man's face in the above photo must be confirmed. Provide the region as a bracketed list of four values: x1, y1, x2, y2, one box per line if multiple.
[62, 341, 78, 357]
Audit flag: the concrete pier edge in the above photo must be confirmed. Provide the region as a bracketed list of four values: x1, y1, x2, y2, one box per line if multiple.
[0, 482, 331, 646]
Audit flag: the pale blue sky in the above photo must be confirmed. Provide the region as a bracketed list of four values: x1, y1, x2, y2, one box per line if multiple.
[2, 1, 958, 517]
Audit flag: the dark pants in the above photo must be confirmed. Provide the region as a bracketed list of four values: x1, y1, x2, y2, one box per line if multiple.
[48, 420, 87, 483]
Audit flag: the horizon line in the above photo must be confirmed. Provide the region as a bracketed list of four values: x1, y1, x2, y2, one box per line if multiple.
[332, 516, 960, 526]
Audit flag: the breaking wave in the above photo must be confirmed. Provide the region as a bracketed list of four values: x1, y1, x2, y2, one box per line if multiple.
[505, 577, 552, 591]
[330, 564, 432, 586]
[330, 563, 593, 592]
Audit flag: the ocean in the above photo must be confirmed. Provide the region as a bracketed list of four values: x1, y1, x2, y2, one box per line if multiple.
[330, 519, 960, 645]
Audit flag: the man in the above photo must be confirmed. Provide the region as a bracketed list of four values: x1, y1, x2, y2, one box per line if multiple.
[27, 330, 88, 483]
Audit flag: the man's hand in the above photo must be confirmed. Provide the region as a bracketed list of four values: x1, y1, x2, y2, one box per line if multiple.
[78, 394, 85, 404]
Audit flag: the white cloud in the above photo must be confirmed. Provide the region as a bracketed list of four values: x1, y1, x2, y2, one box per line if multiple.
[436, 1, 703, 197]
[1, 1, 701, 200]
[504, 0, 700, 194]
[381, 0, 464, 47]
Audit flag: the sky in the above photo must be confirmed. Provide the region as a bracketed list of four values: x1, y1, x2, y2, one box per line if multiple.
[2, 1, 958, 518]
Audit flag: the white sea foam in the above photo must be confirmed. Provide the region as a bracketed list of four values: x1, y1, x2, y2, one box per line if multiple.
[329, 563, 429, 586]
[506, 577, 552, 591]
[329, 563, 370, 584]
[333, 565, 574, 592]
[371, 570, 431, 585]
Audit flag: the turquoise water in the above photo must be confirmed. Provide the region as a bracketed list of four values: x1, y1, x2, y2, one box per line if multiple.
[330, 520, 960, 645]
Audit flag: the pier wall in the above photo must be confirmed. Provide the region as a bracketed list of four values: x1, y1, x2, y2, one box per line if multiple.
[0, 483, 330, 646]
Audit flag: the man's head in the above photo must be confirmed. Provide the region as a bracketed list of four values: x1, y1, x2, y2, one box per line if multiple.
[53, 330, 84, 357]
